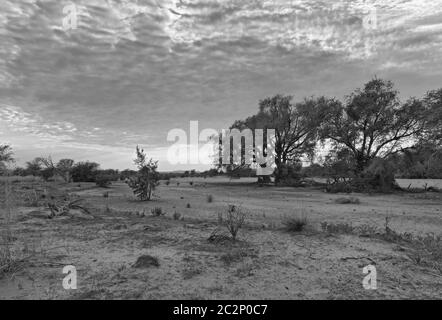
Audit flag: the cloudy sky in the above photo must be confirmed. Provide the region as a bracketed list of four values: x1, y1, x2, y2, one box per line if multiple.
[1, 0, 441, 171]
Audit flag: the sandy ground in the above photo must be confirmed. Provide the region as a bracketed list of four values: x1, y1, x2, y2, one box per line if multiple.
[0, 177, 441, 299]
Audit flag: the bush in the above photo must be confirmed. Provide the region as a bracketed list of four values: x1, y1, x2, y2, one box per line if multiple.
[127, 146, 159, 201]
[206, 194, 213, 203]
[275, 162, 303, 186]
[151, 207, 164, 216]
[173, 211, 181, 220]
[220, 205, 246, 241]
[283, 215, 308, 232]
[95, 174, 113, 188]
[71, 161, 100, 182]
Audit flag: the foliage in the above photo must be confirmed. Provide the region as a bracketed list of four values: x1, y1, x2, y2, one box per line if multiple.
[230, 95, 329, 184]
[320, 78, 426, 179]
[127, 146, 159, 201]
[71, 161, 100, 182]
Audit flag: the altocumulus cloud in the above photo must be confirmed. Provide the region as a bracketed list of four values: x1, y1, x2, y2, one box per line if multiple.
[0, 0, 441, 170]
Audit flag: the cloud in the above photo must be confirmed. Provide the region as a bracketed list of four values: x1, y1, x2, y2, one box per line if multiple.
[1, 0, 441, 170]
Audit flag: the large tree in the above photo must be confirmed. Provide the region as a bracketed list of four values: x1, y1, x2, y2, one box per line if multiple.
[231, 94, 329, 183]
[320, 78, 427, 175]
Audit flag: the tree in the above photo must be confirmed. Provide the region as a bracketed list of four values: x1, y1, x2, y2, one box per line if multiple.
[56, 159, 75, 182]
[127, 146, 159, 201]
[71, 161, 100, 182]
[320, 78, 426, 176]
[25, 158, 43, 176]
[231, 95, 328, 184]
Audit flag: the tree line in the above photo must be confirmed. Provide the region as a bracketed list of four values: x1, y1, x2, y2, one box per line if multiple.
[1, 77, 441, 192]
[228, 78, 441, 191]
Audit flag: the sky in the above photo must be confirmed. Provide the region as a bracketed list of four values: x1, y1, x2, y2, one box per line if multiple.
[1, 0, 442, 171]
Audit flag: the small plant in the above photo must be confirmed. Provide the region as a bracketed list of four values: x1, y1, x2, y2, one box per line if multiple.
[151, 207, 164, 216]
[186, 203, 191, 208]
[220, 205, 246, 241]
[189, 181, 194, 186]
[206, 194, 213, 203]
[173, 211, 181, 220]
[283, 215, 308, 232]
[102, 191, 109, 198]
[165, 180, 170, 186]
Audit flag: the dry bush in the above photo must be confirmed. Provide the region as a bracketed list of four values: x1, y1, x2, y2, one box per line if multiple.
[283, 215, 308, 232]
[150, 207, 164, 216]
[220, 205, 246, 241]
[186, 203, 191, 208]
[189, 181, 194, 186]
[334, 197, 360, 204]
[206, 194, 214, 203]
[173, 211, 181, 220]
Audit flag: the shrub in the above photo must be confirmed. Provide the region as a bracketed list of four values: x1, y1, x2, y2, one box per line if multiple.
[189, 181, 194, 186]
[165, 180, 170, 186]
[71, 161, 100, 182]
[206, 194, 213, 203]
[173, 211, 181, 220]
[127, 146, 159, 201]
[151, 207, 164, 216]
[186, 203, 191, 208]
[219, 205, 246, 241]
[283, 215, 308, 232]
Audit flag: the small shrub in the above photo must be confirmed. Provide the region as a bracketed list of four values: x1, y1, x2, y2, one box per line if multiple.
[151, 207, 164, 216]
[186, 203, 191, 208]
[335, 197, 360, 204]
[102, 191, 109, 198]
[189, 181, 194, 186]
[283, 215, 308, 232]
[165, 180, 170, 186]
[206, 194, 213, 203]
[220, 205, 246, 241]
[173, 211, 181, 220]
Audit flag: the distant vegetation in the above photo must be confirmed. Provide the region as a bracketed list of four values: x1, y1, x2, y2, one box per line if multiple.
[1, 78, 441, 193]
